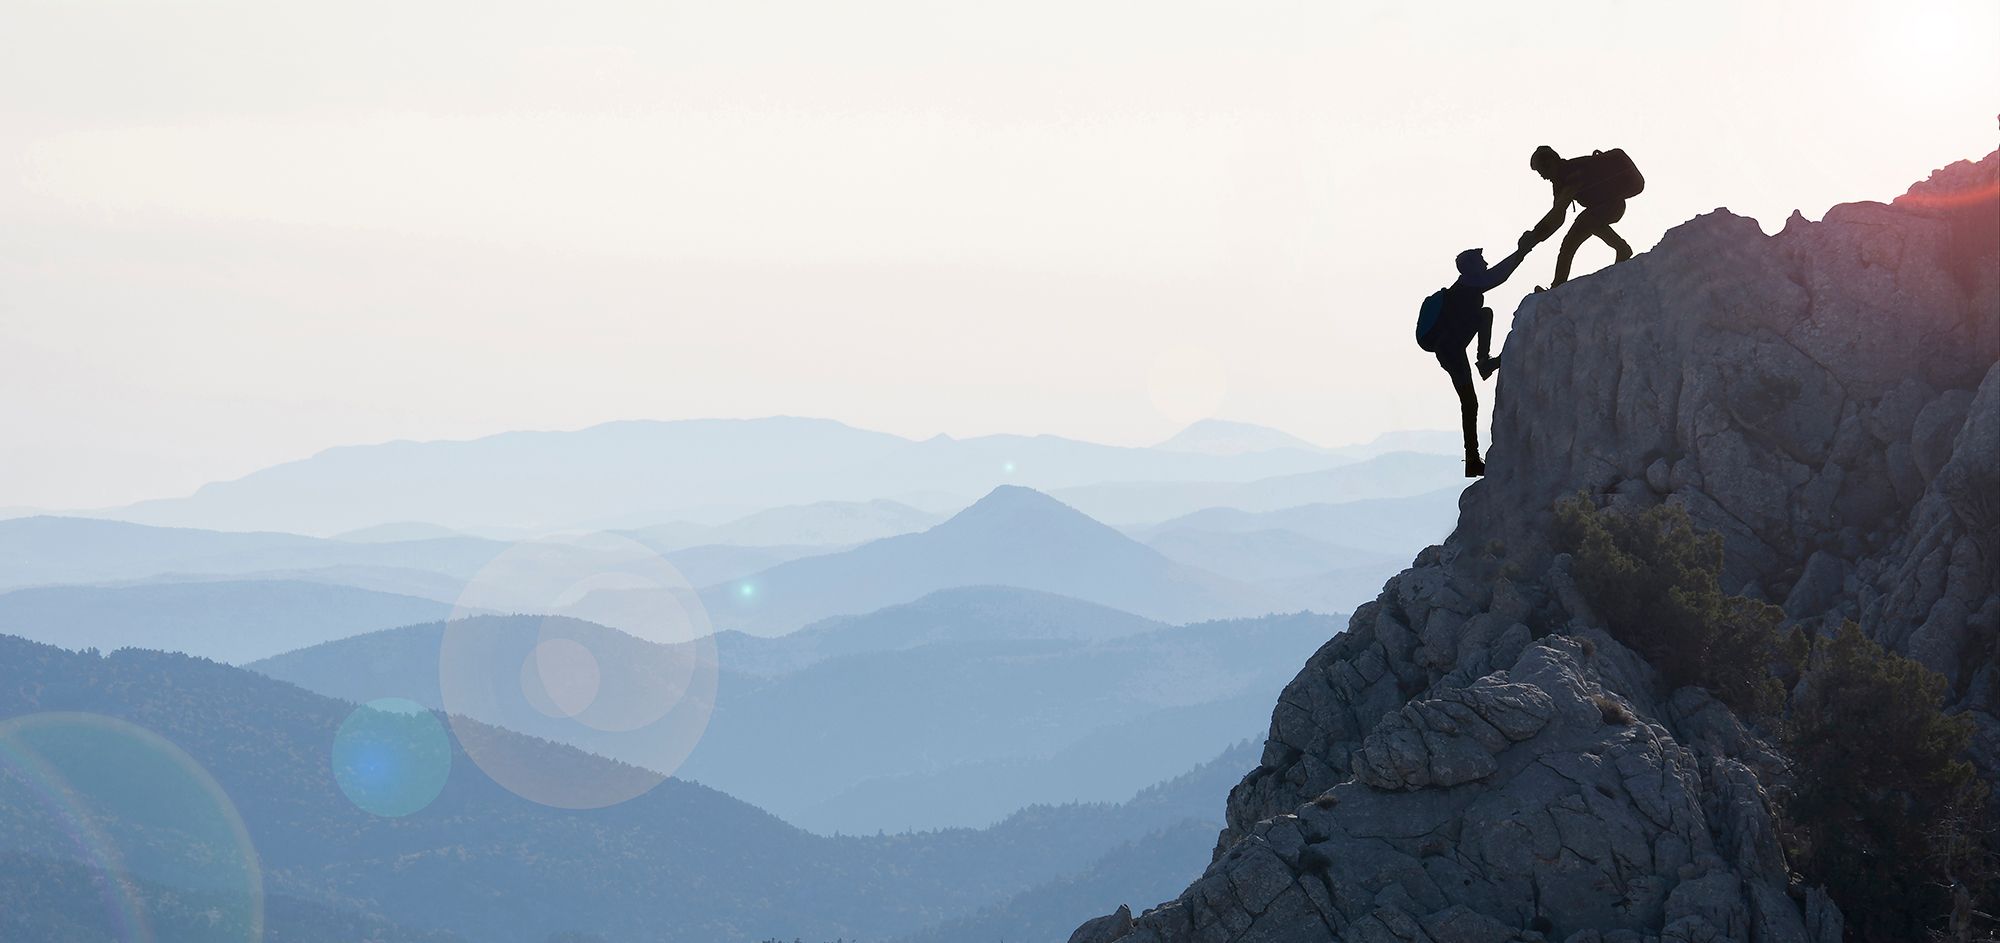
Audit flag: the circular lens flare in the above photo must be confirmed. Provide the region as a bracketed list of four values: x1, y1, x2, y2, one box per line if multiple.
[0, 712, 262, 942]
[524, 638, 602, 719]
[332, 698, 452, 818]
[438, 534, 719, 810]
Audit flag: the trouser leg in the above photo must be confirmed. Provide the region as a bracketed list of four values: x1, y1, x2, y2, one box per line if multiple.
[1439, 351, 1478, 458]
[1564, 201, 1633, 281]
[1476, 306, 1494, 363]
[1552, 221, 1589, 286]
[1602, 225, 1633, 261]
[1590, 201, 1632, 261]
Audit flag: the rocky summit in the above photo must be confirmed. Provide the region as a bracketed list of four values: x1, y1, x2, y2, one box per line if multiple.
[1072, 150, 1999, 942]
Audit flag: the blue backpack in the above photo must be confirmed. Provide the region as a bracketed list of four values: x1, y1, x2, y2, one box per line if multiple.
[1415, 288, 1450, 352]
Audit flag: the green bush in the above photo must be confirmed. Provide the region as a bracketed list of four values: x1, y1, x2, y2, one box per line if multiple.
[1554, 497, 1988, 935]
[1784, 621, 1983, 942]
[1553, 495, 1793, 719]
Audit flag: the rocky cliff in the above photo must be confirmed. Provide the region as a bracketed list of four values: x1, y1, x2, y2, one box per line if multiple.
[1071, 150, 1999, 942]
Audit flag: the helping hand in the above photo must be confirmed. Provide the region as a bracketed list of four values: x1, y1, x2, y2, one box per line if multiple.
[1517, 230, 1539, 253]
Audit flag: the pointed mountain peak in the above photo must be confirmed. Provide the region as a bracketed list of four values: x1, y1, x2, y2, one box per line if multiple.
[957, 484, 1079, 516]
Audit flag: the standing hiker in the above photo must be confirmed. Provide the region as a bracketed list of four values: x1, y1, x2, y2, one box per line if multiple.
[1526, 145, 1644, 288]
[1415, 231, 1536, 477]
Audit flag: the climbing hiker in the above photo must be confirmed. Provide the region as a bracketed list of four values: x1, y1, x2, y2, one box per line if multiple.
[1415, 230, 1536, 477]
[1525, 145, 1644, 289]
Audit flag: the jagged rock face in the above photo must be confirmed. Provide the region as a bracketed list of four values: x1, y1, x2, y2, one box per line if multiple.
[1072, 152, 1997, 942]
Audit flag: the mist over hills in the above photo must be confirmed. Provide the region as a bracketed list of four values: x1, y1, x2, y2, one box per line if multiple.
[714, 585, 1170, 676]
[0, 412, 1452, 936]
[623, 498, 943, 551]
[250, 601, 1338, 833]
[1053, 450, 1464, 523]
[0, 635, 1248, 942]
[1141, 527, 1395, 583]
[98, 417, 1405, 535]
[1132, 487, 1463, 547]
[0, 580, 455, 665]
[0, 516, 510, 593]
[698, 485, 1281, 635]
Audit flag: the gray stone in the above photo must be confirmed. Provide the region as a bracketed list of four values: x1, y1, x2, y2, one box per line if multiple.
[1782, 550, 1849, 619]
[1074, 148, 2000, 943]
[1646, 457, 1673, 495]
[1069, 904, 1134, 943]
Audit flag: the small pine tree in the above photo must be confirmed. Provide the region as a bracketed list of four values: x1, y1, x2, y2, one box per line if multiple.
[1553, 496, 1790, 719]
[1784, 622, 1983, 941]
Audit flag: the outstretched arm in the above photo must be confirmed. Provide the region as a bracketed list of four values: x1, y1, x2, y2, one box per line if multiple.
[1465, 242, 1531, 291]
[1527, 183, 1578, 244]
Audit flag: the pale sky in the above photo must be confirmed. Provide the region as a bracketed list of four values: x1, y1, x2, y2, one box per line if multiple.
[2, 0, 1995, 509]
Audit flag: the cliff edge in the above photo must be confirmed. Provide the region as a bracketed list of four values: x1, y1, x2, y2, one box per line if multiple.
[1072, 149, 2000, 942]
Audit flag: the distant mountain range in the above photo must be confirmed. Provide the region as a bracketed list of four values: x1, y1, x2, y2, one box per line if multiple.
[249, 588, 1338, 833]
[713, 584, 1170, 676]
[0, 579, 457, 664]
[1133, 487, 1464, 550]
[696, 486, 1282, 635]
[3, 483, 1410, 649]
[622, 498, 943, 551]
[87, 417, 1450, 535]
[892, 740, 1259, 943]
[0, 516, 508, 593]
[1052, 450, 1464, 523]
[0, 635, 1251, 942]
[1142, 526, 1395, 583]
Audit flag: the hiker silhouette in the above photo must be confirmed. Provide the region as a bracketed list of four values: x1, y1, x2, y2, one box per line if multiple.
[1526, 145, 1644, 288]
[1414, 232, 1535, 477]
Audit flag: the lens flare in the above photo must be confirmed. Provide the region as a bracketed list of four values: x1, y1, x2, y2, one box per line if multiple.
[0, 712, 262, 942]
[331, 698, 452, 818]
[0, 732, 149, 942]
[523, 638, 602, 719]
[439, 533, 719, 809]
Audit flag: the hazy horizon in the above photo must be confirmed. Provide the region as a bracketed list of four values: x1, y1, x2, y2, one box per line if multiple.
[5, 0, 1996, 508]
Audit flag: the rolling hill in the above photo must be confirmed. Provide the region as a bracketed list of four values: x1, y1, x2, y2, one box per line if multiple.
[713, 585, 1170, 677]
[249, 603, 1337, 833]
[1, 634, 1254, 942]
[0, 580, 457, 664]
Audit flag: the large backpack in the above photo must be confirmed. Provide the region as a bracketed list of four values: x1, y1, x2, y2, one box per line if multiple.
[1575, 148, 1644, 206]
[1415, 287, 1450, 352]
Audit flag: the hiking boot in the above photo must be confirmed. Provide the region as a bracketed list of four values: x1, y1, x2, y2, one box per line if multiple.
[1465, 453, 1485, 477]
[1477, 355, 1501, 380]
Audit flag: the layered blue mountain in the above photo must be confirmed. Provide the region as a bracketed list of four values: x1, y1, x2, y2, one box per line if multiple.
[0, 515, 846, 615]
[0, 516, 506, 593]
[96, 417, 1391, 535]
[700, 485, 1280, 635]
[621, 498, 943, 551]
[1052, 450, 1463, 523]
[0, 635, 1247, 942]
[0, 579, 455, 664]
[713, 585, 1170, 677]
[249, 590, 1337, 832]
